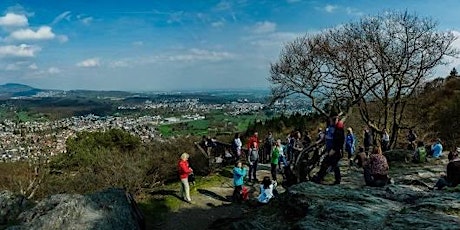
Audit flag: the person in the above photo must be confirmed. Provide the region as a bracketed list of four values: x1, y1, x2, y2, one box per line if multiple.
[432, 147, 460, 190]
[271, 139, 282, 181]
[381, 129, 390, 152]
[431, 138, 443, 158]
[263, 132, 274, 164]
[232, 133, 243, 161]
[303, 131, 312, 147]
[407, 129, 417, 150]
[345, 127, 356, 166]
[412, 141, 427, 163]
[232, 161, 248, 202]
[278, 141, 288, 170]
[353, 146, 367, 168]
[316, 128, 324, 142]
[178, 153, 193, 203]
[363, 147, 389, 187]
[247, 132, 260, 151]
[291, 131, 304, 165]
[258, 176, 277, 204]
[286, 132, 295, 162]
[364, 128, 372, 154]
[312, 113, 345, 185]
[247, 142, 259, 182]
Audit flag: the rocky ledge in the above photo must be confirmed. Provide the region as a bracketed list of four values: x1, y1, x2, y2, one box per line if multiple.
[2, 188, 144, 230]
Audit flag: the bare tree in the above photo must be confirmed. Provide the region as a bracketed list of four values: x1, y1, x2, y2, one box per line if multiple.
[270, 11, 458, 148]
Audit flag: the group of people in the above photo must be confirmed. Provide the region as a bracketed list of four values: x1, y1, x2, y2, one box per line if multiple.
[177, 119, 460, 205]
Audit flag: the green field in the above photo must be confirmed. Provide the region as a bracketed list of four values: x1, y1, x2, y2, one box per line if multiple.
[157, 111, 268, 137]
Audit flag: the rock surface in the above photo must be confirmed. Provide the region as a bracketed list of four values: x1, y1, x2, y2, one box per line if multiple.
[0, 191, 29, 227]
[6, 188, 143, 230]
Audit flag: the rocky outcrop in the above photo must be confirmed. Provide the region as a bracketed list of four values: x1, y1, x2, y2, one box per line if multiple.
[0, 191, 29, 227]
[6, 188, 144, 230]
[226, 182, 460, 229]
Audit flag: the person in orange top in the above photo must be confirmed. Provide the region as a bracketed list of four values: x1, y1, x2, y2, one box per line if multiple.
[178, 153, 193, 203]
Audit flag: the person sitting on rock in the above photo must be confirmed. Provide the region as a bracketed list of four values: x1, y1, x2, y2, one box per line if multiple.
[432, 148, 460, 190]
[353, 146, 367, 168]
[412, 141, 427, 163]
[431, 138, 443, 158]
[232, 161, 248, 202]
[363, 146, 390, 187]
[258, 176, 277, 204]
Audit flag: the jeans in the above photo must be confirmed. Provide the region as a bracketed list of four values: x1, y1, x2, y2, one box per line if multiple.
[180, 178, 191, 201]
[248, 160, 258, 181]
[278, 155, 288, 169]
[271, 163, 277, 181]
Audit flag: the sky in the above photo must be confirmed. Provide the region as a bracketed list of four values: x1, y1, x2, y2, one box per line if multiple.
[0, 0, 459, 91]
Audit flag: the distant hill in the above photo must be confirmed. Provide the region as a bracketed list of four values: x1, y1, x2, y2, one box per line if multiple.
[0, 83, 43, 98]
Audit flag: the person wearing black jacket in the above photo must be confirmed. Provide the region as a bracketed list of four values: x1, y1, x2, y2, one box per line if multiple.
[312, 114, 345, 185]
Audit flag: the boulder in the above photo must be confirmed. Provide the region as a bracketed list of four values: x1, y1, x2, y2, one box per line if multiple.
[7, 188, 144, 230]
[384, 149, 413, 162]
[225, 182, 460, 230]
[0, 191, 29, 227]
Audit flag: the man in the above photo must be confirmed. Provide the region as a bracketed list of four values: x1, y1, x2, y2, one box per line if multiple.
[312, 113, 345, 185]
[363, 128, 372, 154]
[263, 132, 275, 164]
[407, 129, 417, 150]
[291, 131, 304, 165]
[433, 147, 460, 190]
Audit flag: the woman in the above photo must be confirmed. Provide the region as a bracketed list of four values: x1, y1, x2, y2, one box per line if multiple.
[364, 147, 389, 187]
[178, 153, 193, 203]
[271, 139, 282, 181]
[345, 128, 355, 165]
[233, 161, 247, 202]
[258, 176, 277, 204]
[381, 129, 390, 152]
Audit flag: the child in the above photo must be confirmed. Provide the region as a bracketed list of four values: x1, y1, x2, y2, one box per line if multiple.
[232, 161, 247, 203]
[258, 176, 277, 204]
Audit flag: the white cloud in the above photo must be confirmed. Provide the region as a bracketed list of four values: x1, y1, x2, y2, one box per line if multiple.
[80, 17, 93, 25]
[57, 35, 69, 43]
[28, 63, 38, 70]
[52, 11, 71, 25]
[0, 44, 41, 58]
[132, 41, 144, 46]
[324, 4, 338, 13]
[167, 48, 234, 62]
[345, 7, 363, 16]
[9, 26, 56, 41]
[0, 13, 28, 27]
[211, 21, 225, 28]
[252, 21, 277, 34]
[77, 58, 100, 67]
[48, 67, 60, 74]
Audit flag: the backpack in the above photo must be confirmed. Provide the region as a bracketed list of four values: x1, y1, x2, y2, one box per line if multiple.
[241, 186, 249, 201]
[414, 147, 427, 163]
[249, 148, 259, 162]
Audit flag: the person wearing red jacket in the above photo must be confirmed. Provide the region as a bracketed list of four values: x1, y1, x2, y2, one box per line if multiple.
[247, 132, 260, 150]
[178, 153, 193, 203]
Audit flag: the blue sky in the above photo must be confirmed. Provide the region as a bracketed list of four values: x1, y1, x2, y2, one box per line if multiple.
[0, 0, 459, 91]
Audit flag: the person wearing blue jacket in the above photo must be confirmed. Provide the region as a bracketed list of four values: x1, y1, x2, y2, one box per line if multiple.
[232, 161, 247, 202]
[432, 138, 443, 158]
[345, 127, 356, 166]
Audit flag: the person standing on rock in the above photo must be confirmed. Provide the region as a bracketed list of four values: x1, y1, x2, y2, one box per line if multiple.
[363, 147, 390, 187]
[248, 142, 259, 182]
[345, 127, 356, 166]
[233, 161, 248, 202]
[312, 113, 345, 185]
[232, 133, 243, 161]
[271, 139, 282, 181]
[178, 153, 193, 203]
[247, 132, 260, 152]
[381, 129, 390, 152]
[263, 132, 274, 164]
[363, 128, 372, 155]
